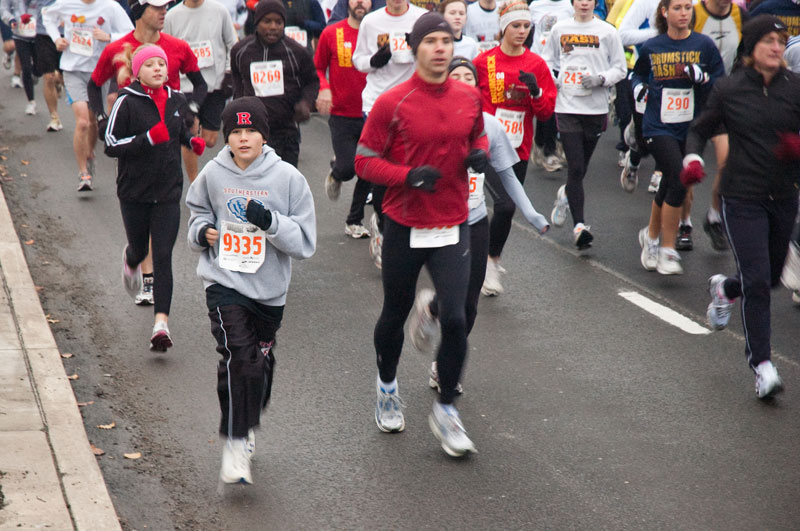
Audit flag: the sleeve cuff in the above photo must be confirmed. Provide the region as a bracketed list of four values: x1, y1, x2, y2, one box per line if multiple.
[266, 212, 279, 235]
[682, 154, 704, 168]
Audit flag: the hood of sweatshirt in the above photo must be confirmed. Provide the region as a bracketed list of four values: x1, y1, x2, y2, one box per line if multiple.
[208, 144, 282, 181]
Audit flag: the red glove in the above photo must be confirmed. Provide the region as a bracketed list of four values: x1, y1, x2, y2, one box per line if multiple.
[96, 16, 105, 26]
[680, 160, 705, 187]
[246, 0, 258, 10]
[774, 132, 800, 162]
[190, 136, 205, 156]
[148, 121, 169, 145]
[20, 13, 32, 24]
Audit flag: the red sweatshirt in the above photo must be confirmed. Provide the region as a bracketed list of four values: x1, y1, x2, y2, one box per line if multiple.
[355, 73, 488, 228]
[314, 19, 367, 118]
[473, 46, 556, 161]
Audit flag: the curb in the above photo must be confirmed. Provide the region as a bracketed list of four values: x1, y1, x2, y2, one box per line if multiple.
[0, 183, 121, 530]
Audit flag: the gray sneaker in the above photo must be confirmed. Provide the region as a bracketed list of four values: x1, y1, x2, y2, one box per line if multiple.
[409, 289, 437, 352]
[375, 379, 405, 433]
[324, 169, 341, 201]
[135, 276, 154, 306]
[429, 402, 476, 457]
[428, 361, 463, 395]
[121, 246, 142, 297]
[706, 274, 733, 330]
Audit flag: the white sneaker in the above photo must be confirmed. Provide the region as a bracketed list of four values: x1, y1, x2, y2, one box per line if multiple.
[25, 101, 36, 115]
[135, 276, 154, 305]
[408, 288, 437, 352]
[656, 247, 683, 275]
[617, 150, 626, 168]
[573, 223, 593, 250]
[780, 242, 800, 291]
[620, 151, 638, 193]
[429, 402, 476, 457]
[46, 114, 63, 132]
[550, 184, 569, 227]
[121, 246, 142, 297]
[648, 171, 662, 193]
[793, 290, 800, 305]
[754, 361, 783, 399]
[219, 437, 253, 484]
[246, 429, 255, 456]
[542, 154, 563, 172]
[639, 227, 659, 271]
[149, 320, 173, 352]
[375, 379, 405, 432]
[531, 143, 545, 168]
[324, 169, 341, 201]
[344, 223, 370, 239]
[555, 140, 566, 165]
[623, 121, 638, 151]
[706, 274, 733, 330]
[2, 52, 12, 70]
[11, 75, 22, 88]
[481, 259, 505, 296]
[368, 213, 382, 270]
[428, 361, 463, 395]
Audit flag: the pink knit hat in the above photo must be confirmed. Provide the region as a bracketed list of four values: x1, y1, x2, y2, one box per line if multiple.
[132, 45, 168, 79]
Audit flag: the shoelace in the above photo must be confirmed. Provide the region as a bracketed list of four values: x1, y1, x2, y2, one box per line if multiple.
[380, 392, 406, 414]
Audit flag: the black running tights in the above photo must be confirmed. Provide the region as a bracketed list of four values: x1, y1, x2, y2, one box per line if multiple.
[559, 114, 605, 226]
[13, 38, 35, 101]
[488, 159, 527, 258]
[119, 201, 180, 315]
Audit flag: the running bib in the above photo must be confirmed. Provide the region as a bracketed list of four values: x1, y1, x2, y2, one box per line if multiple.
[561, 65, 591, 96]
[477, 40, 498, 52]
[660, 88, 694, 124]
[409, 226, 459, 249]
[219, 221, 266, 273]
[18, 19, 36, 38]
[390, 31, 413, 64]
[190, 40, 214, 69]
[69, 28, 94, 57]
[285, 26, 308, 47]
[467, 171, 485, 210]
[495, 108, 524, 149]
[250, 60, 284, 97]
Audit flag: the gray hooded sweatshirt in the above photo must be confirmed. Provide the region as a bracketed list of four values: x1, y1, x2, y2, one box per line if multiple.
[186, 144, 316, 306]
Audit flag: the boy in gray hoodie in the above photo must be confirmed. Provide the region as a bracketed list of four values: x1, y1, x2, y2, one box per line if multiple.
[185, 97, 316, 485]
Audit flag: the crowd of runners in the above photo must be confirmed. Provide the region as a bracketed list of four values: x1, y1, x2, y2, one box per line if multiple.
[2, 0, 800, 484]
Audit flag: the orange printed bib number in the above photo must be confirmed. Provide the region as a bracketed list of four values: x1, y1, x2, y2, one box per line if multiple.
[18, 18, 36, 38]
[69, 28, 94, 56]
[285, 26, 308, 47]
[495, 108, 524, 149]
[219, 221, 266, 273]
[190, 40, 214, 69]
[250, 60, 284, 97]
[660, 88, 694, 124]
[410, 226, 459, 248]
[561, 65, 590, 96]
[468, 171, 485, 209]
[390, 31, 412, 64]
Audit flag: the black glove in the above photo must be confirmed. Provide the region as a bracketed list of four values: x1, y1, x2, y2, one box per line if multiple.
[370, 44, 392, 69]
[684, 64, 708, 85]
[245, 201, 273, 231]
[464, 149, 489, 172]
[96, 112, 108, 141]
[221, 71, 234, 99]
[518, 69, 540, 97]
[405, 166, 442, 193]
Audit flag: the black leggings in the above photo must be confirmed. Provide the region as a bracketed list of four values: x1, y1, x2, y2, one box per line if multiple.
[534, 113, 558, 156]
[119, 201, 180, 315]
[375, 217, 470, 404]
[13, 37, 36, 101]
[430, 216, 489, 336]
[328, 115, 371, 225]
[487, 159, 528, 258]
[646, 135, 686, 208]
[558, 113, 606, 226]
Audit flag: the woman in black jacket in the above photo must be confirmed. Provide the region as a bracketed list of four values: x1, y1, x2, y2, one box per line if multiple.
[105, 43, 205, 352]
[681, 15, 800, 399]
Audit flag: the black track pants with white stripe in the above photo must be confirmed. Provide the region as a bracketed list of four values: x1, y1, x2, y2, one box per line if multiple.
[209, 305, 280, 438]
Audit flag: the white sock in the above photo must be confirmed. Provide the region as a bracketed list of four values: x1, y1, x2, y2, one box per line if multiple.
[682, 217, 692, 227]
[707, 208, 721, 223]
[377, 374, 397, 393]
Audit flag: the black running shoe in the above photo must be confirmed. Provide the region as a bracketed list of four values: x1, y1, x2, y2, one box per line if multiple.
[703, 217, 728, 251]
[675, 224, 693, 251]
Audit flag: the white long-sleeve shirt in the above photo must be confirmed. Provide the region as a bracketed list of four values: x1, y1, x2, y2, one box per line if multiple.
[529, 0, 573, 56]
[42, 0, 132, 72]
[540, 16, 627, 115]
[618, 0, 659, 46]
[351, 3, 426, 113]
[464, 1, 499, 45]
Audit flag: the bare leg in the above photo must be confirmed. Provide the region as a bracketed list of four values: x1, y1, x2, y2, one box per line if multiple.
[660, 203, 682, 251]
[182, 146, 199, 183]
[647, 201, 661, 241]
[141, 238, 154, 276]
[43, 71, 59, 116]
[72, 101, 92, 174]
[681, 186, 693, 222]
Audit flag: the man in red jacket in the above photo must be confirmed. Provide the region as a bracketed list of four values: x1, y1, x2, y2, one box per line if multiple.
[354, 12, 488, 458]
[315, 0, 372, 239]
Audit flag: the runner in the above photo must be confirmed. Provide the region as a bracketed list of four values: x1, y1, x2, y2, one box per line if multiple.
[1, 17, 22, 87]
[682, 15, 800, 398]
[315, 0, 372, 238]
[440, 0, 479, 60]
[541, 0, 627, 250]
[42, 0, 133, 192]
[352, 0, 425, 268]
[105, 44, 206, 351]
[407, 56, 549, 395]
[230, 0, 320, 168]
[473, 0, 557, 295]
[632, 0, 724, 275]
[186, 97, 316, 485]
[164, 0, 238, 182]
[465, 0, 499, 51]
[529, 0, 573, 172]
[282, 0, 326, 53]
[1, 0, 63, 126]
[785, 33, 800, 70]
[749, 0, 800, 37]
[354, 13, 488, 456]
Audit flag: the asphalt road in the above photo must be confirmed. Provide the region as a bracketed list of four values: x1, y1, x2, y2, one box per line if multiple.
[1, 66, 799, 531]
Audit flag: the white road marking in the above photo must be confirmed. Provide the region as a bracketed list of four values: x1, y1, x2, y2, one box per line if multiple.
[618, 291, 711, 335]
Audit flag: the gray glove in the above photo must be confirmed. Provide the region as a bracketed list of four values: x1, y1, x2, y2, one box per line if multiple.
[581, 74, 605, 89]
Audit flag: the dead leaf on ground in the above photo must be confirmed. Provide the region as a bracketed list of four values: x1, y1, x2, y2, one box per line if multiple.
[21, 160, 29, 165]
[97, 421, 116, 430]
[19, 173, 26, 177]
[123, 452, 142, 460]
[24, 239, 34, 245]
[0, 154, 6, 160]
[35, 285, 44, 292]
[47, 317, 60, 324]
[77, 401, 94, 407]
[90, 444, 105, 456]
[60, 352, 73, 358]
[67, 373, 79, 380]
